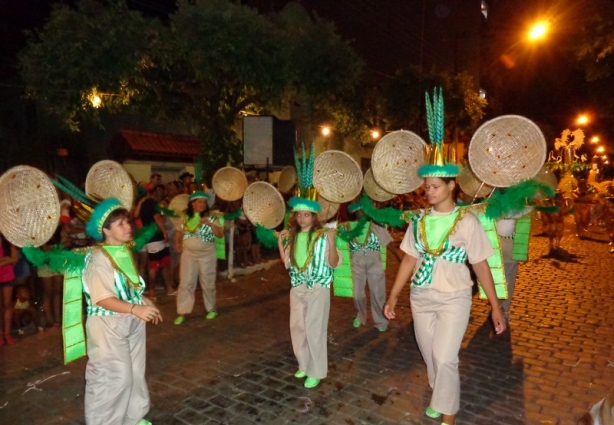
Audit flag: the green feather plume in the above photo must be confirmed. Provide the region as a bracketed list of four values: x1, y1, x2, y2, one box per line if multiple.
[154, 204, 179, 217]
[52, 177, 92, 206]
[484, 179, 555, 220]
[224, 208, 243, 221]
[22, 245, 88, 275]
[425, 87, 445, 145]
[132, 222, 159, 252]
[358, 195, 405, 227]
[255, 224, 278, 249]
[337, 216, 368, 242]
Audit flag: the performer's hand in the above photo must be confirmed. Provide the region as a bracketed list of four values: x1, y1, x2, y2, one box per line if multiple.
[278, 230, 289, 241]
[326, 228, 336, 240]
[384, 298, 397, 320]
[491, 307, 506, 334]
[133, 304, 163, 324]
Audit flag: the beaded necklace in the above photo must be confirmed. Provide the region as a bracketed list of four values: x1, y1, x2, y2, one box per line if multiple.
[100, 244, 141, 290]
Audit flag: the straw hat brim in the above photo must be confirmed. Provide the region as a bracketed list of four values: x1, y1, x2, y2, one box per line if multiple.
[363, 168, 395, 202]
[313, 150, 363, 203]
[468, 115, 547, 188]
[458, 163, 494, 198]
[371, 130, 426, 194]
[242, 181, 285, 229]
[85, 160, 134, 209]
[0, 166, 60, 247]
[278, 166, 297, 194]
[212, 167, 248, 201]
[317, 195, 340, 222]
[168, 194, 190, 228]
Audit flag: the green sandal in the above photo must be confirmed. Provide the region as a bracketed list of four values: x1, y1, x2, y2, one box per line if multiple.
[425, 406, 441, 418]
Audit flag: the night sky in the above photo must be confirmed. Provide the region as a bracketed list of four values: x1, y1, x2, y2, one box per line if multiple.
[0, 0, 603, 142]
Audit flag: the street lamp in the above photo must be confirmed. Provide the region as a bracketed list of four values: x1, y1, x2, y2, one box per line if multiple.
[321, 126, 331, 137]
[577, 114, 589, 126]
[528, 21, 549, 41]
[591, 136, 600, 143]
[371, 129, 380, 140]
[596, 146, 605, 153]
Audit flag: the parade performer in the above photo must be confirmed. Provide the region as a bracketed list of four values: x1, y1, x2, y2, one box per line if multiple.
[277, 143, 341, 389]
[174, 191, 224, 324]
[344, 201, 402, 332]
[82, 198, 161, 425]
[384, 88, 505, 425]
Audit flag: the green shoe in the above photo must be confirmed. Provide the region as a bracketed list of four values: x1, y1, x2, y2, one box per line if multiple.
[425, 406, 441, 418]
[304, 377, 320, 388]
[174, 316, 185, 325]
[137, 420, 152, 425]
[377, 326, 387, 332]
[206, 311, 218, 319]
[294, 370, 307, 378]
[352, 318, 361, 328]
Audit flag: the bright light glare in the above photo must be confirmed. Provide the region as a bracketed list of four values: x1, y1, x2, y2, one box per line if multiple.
[321, 126, 331, 136]
[577, 115, 589, 125]
[371, 130, 380, 139]
[591, 136, 600, 143]
[528, 22, 548, 40]
[597, 146, 605, 153]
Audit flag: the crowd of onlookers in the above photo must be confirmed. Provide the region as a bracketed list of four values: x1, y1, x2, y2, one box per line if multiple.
[0, 170, 269, 347]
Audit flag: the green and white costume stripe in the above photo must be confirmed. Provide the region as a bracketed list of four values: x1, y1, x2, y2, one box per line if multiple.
[183, 215, 219, 243]
[410, 215, 467, 287]
[288, 234, 334, 289]
[349, 230, 380, 255]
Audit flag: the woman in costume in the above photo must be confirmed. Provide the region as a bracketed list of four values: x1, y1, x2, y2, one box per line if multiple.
[82, 197, 162, 425]
[174, 191, 223, 324]
[277, 144, 341, 389]
[384, 89, 505, 425]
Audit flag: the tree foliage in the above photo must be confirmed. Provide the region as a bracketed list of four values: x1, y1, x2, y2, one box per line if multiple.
[19, 0, 364, 178]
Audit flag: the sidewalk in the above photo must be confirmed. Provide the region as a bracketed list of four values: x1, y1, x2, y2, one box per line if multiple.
[1, 216, 613, 424]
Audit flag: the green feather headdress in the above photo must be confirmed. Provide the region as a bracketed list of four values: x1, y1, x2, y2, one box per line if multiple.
[418, 87, 459, 178]
[289, 142, 321, 213]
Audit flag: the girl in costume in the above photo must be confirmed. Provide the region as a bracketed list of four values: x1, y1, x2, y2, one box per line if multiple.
[384, 89, 505, 425]
[174, 191, 223, 324]
[276, 143, 341, 389]
[82, 197, 162, 425]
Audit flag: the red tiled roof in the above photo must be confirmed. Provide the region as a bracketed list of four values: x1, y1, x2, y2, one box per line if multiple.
[117, 129, 201, 156]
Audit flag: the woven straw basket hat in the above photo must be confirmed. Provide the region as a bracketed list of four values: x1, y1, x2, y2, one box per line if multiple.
[371, 130, 426, 194]
[0, 165, 60, 247]
[313, 150, 363, 203]
[458, 163, 494, 198]
[212, 167, 248, 201]
[86, 160, 134, 209]
[278, 166, 297, 194]
[168, 194, 190, 228]
[317, 195, 340, 222]
[363, 168, 395, 202]
[243, 181, 285, 229]
[468, 115, 547, 188]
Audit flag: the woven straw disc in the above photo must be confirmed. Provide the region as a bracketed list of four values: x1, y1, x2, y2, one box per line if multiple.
[278, 166, 297, 194]
[242, 181, 285, 229]
[313, 150, 363, 203]
[212, 167, 248, 201]
[86, 160, 134, 209]
[168, 194, 189, 228]
[458, 164, 494, 198]
[468, 115, 547, 188]
[317, 195, 340, 222]
[363, 168, 395, 202]
[371, 130, 426, 194]
[0, 166, 60, 247]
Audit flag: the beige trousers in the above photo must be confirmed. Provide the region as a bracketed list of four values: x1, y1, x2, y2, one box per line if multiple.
[84, 315, 149, 425]
[289, 285, 330, 379]
[177, 239, 217, 315]
[410, 287, 472, 416]
[351, 250, 388, 328]
[499, 237, 519, 312]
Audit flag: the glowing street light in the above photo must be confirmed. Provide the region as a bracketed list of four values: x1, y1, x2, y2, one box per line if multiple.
[596, 146, 605, 153]
[528, 21, 549, 41]
[577, 115, 589, 125]
[371, 129, 380, 140]
[591, 136, 600, 143]
[321, 126, 331, 137]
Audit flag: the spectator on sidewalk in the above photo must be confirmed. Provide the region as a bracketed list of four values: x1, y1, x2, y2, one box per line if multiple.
[0, 232, 19, 346]
[13, 285, 44, 334]
[179, 172, 194, 195]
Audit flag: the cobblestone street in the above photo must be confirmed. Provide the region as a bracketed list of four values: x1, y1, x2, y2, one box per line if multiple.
[1, 216, 613, 425]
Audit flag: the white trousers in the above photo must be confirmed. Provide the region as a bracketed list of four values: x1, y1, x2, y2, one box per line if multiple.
[351, 250, 388, 328]
[289, 285, 330, 379]
[84, 315, 149, 425]
[177, 240, 217, 315]
[499, 238, 519, 312]
[411, 287, 472, 416]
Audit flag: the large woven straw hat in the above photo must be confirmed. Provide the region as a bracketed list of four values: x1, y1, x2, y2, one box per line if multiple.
[168, 194, 190, 228]
[277, 166, 297, 194]
[363, 168, 395, 202]
[458, 163, 494, 198]
[313, 150, 363, 203]
[85, 160, 134, 209]
[468, 115, 547, 188]
[0, 166, 60, 247]
[371, 130, 426, 194]
[243, 181, 285, 229]
[317, 195, 340, 222]
[212, 167, 248, 201]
